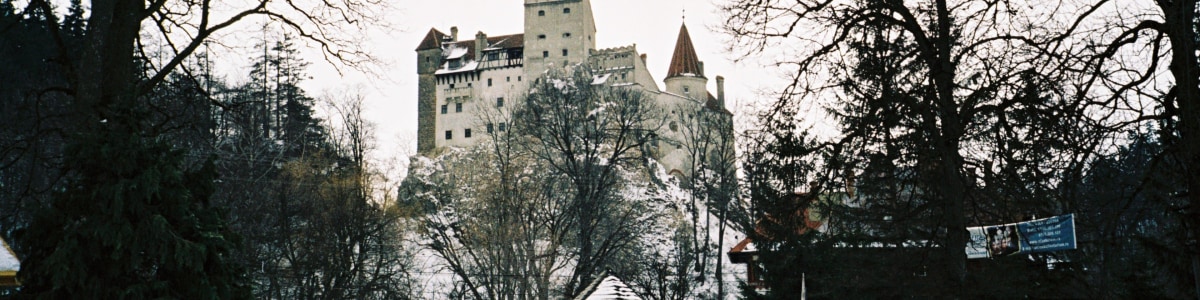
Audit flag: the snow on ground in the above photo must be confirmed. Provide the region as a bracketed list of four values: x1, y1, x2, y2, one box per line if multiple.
[404, 149, 750, 299]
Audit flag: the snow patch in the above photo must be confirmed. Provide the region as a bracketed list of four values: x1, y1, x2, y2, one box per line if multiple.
[591, 73, 611, 85]
[444, 46, 469, 60]
[581, 276, 642, 300]
[0, 238, 18, 272]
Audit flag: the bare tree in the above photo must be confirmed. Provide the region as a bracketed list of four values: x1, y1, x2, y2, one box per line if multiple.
[660, 101, 744, 299]
[513, 66, 665, 296]
[1075, 0, 1200, 297]
[720, 0, 1098, 294]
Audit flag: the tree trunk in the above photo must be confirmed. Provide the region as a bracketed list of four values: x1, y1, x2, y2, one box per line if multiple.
[1163, 1, 1200, 298]
[75, 0, 141, 121]
[931, 0, 968, 296]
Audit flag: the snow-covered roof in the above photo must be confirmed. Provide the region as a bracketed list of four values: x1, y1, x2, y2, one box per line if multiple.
[1, 236, 19, 287]
[575, 275, 642, 300]
[0, 238, 17, 273]
[435, 61, 479, 75]
[445, 46, 469, 60]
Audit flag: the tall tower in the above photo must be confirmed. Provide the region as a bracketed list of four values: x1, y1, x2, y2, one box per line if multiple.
[664, 23, 707, 100]
[523, 0, 597, 79]
[415, 28, 448, 155]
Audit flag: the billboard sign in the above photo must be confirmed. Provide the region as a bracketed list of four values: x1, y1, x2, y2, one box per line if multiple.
[966, 214, 1076, 259]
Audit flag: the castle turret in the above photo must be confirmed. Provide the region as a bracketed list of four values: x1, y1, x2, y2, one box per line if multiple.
[664, 23, 707, 99]
[416, 28, 447, 154]
[524, 0, 597, 79]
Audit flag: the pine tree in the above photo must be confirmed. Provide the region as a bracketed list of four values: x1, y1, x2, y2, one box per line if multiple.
[0, 0, 15, 23]
[62, 0, 85, 39]
[16, 106, 250, 299]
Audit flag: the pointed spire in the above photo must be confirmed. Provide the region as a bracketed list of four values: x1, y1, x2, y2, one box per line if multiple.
[666, 23, 704, 79]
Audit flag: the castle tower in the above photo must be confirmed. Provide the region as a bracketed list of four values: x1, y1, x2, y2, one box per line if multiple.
[523, 0, 597, 79]
[415, 28, 448, 154]
[664, 23, 707, 100]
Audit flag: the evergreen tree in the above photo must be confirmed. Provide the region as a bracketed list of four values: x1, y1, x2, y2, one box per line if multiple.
[0, 0, 15, 24]
[16, 106, 250, 299]
[62, 0, 85, 40]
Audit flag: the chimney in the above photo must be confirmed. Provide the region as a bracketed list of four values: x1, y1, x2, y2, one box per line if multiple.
[475, 31, 487, 61]
[716, 76, 725, 108]
[640, 54, 647, 64]
[450, 26, 458, 41]
[699, 61, 705, 76]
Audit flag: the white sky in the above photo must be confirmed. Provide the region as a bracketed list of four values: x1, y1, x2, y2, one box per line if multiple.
[30, 0, 786, 170]
[290, 0, 783, 166]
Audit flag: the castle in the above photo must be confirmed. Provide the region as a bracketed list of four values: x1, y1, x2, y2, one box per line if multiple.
[415, 0, 733, 177]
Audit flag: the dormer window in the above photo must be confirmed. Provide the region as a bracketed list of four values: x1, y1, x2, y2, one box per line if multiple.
[448, 59, 461, 69]
[563, 7, 570, 13]
[538, 10, 545, 16]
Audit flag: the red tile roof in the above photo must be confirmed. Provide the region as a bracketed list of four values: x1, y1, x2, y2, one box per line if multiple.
[487, 34, 525, 49]
[705, 92, 732, 115]
[416, 28, 447, 51]
[666, 23, 704, 78]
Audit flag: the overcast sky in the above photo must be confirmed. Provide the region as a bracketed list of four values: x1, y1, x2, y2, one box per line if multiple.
[251, 0, 783, 167]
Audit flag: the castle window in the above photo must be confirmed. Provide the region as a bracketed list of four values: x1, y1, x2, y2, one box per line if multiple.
[456, 103, 463, 113]
[670, 121, 678, 131]
[499, 123, 507, 132]
[445, 130, 452, 140]
[538, 10, 545, 16]
[518, 76, 522, 82]
[562, 49, 568, 56]
[563, 7, 570, 13]
[506, 76, 511, 82]
[538, 34, 546, 39]
[497, 97, 504, 107]
[683, 86, 690, 93]
[488, 78, 493, 86]
[464, 129, 472, 138]
[543, 51, 549, 58]
[487, 123, 494, 133]
[563, 32, 571, 38]
[441, 105, 447, 114]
